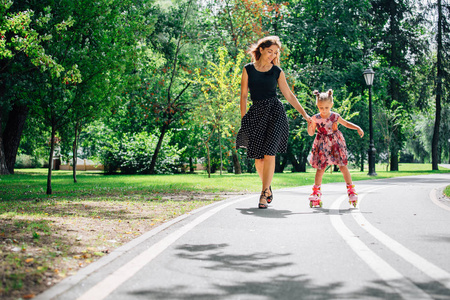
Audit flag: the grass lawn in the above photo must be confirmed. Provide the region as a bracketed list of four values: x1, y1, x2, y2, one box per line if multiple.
[1, 163, 449, 299]
[445, 185, 450, 198]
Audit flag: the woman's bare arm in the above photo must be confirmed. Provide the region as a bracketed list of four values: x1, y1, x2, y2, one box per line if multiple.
[278, 71, 310, 121]
[240, 68, 249, 118]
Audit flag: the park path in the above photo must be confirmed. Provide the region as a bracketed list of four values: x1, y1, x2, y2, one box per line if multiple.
[36, 173, 450, 300]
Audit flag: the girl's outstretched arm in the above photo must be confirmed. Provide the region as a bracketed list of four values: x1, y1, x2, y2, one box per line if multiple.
[240, 68, 249, 118]
[278, 71, 311, 122]
[338, 117, 364, 138]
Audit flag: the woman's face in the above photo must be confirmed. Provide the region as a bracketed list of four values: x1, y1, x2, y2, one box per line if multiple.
[259, 45, 279, 64]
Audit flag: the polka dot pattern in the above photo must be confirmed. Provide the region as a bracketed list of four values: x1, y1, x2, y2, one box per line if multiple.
[236, 96, 289, 159]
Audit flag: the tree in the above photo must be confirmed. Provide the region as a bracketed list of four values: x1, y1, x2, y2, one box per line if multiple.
[61, 0, 156, 182]
[193, 46, 245, 176]
[431, 0, 450, 169]
[370, 0, 428, 171]
[0, 1, 76, 174]
[145, 0, 200, 174]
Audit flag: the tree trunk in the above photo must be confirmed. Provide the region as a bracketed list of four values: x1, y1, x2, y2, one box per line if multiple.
[189, 157, 194, 173]
[206, 141, 211, 178]
[388, 0, 401, 172]
[3, 103, 29, 174]
[0, 117, 9, 175]
[289, 153, 306, 172]
[232, 151, 242, 174]
[298, 155, 307, 172]
[0, 70, 9, 175]
[390, 147, 399, 171]
[73, 121, 80, 183]
[275, 154, 288, 173]
[47, 126, 56, 195]
[360, 152, 364, 172]
[149, 122, 169, 174]
[432, 0, 443, 171]
[289, 153, 300, 172]
[218, 125, 222, 175]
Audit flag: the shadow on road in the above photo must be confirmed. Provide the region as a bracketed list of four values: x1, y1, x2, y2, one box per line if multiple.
[175, 243, 292, 273]
[235, 207, 317, 218]
[126, 242, 450, 299]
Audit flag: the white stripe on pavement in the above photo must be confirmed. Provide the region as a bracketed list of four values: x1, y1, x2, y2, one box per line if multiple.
[330, 194, 433, 300]
[353, 190, 450, 291]
[76, 195, 255, 300]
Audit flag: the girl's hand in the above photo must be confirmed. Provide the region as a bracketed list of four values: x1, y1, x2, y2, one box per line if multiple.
[357, 127, 364, 138]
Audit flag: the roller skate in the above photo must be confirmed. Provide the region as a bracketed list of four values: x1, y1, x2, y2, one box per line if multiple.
[347, 184, 358, 207]
[309, 185, 322, 208]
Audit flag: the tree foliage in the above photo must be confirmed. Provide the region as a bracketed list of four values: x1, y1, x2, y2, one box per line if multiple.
[5, 0, 448, 192]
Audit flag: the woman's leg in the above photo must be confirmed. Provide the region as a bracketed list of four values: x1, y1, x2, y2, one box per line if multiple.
[262, 155, 275, 195]
[254, 158, 264, 182]
[256, 156, 275, 205]
[339, 165, 352, 184]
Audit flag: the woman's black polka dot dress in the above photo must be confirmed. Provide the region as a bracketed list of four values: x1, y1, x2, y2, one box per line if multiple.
[236, 63, 289, 159]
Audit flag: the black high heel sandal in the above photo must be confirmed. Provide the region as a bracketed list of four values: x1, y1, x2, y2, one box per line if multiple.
[267, 186, 273, 204]
[258, 189, 269, 209]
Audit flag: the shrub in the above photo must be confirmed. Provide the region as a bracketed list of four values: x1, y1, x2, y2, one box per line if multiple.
[14, 154, 45, 168]
[99, 130, 183, 174]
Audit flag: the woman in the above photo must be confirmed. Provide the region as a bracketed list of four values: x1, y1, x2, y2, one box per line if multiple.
[236, 36, 310, 209]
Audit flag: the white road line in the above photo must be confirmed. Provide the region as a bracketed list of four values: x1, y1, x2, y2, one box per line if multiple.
[330, 194, 433, 300]
[76, 195, 254, 300]
[353, 190, 450, 291]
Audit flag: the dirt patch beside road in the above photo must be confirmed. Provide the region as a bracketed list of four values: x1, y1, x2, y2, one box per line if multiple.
[0, 192, 245, 300]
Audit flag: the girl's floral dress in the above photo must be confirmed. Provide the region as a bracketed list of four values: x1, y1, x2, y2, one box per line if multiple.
[308, 112, 348, 170]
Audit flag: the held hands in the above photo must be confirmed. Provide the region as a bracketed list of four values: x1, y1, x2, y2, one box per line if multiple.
[357, 127, 364, 138]
[305, 114, 312, 124]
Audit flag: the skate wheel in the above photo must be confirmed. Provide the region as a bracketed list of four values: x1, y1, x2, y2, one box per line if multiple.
[309, 202, 313, 208]
[319, 201, 323, 208]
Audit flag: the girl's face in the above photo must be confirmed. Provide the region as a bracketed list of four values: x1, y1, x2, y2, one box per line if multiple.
[317, 100, 333, 117]
[259, 45, 279, 64]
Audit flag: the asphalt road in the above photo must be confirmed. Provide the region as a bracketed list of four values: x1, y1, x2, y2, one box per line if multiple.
[36, 173, 450, 300]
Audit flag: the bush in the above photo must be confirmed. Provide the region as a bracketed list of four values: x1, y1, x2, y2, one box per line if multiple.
[99, 130, 183, 174]
[14, 154, 45, 168]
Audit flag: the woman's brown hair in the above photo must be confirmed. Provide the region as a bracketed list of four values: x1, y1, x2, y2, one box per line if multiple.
[247, 36, 281, 65]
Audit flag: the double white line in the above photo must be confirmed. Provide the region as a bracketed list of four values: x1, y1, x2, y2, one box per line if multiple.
[330, 187, 450, 299]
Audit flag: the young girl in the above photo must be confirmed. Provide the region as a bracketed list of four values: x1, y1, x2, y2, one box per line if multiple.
[307, 89, 364, 207]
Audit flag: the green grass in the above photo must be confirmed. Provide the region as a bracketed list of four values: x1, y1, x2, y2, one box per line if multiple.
[444, 185, 450, 198]
[1, 163, 449, 202]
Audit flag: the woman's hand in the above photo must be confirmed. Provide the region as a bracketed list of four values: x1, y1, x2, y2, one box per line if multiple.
[357, 127, 364, 138]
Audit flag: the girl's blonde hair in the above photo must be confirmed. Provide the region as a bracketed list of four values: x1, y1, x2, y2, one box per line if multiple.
[247, 36, 281, 65]
[313, 89, 333, 105]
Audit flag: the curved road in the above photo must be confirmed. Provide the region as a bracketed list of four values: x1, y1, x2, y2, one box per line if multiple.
[37, 173, 450, 300]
